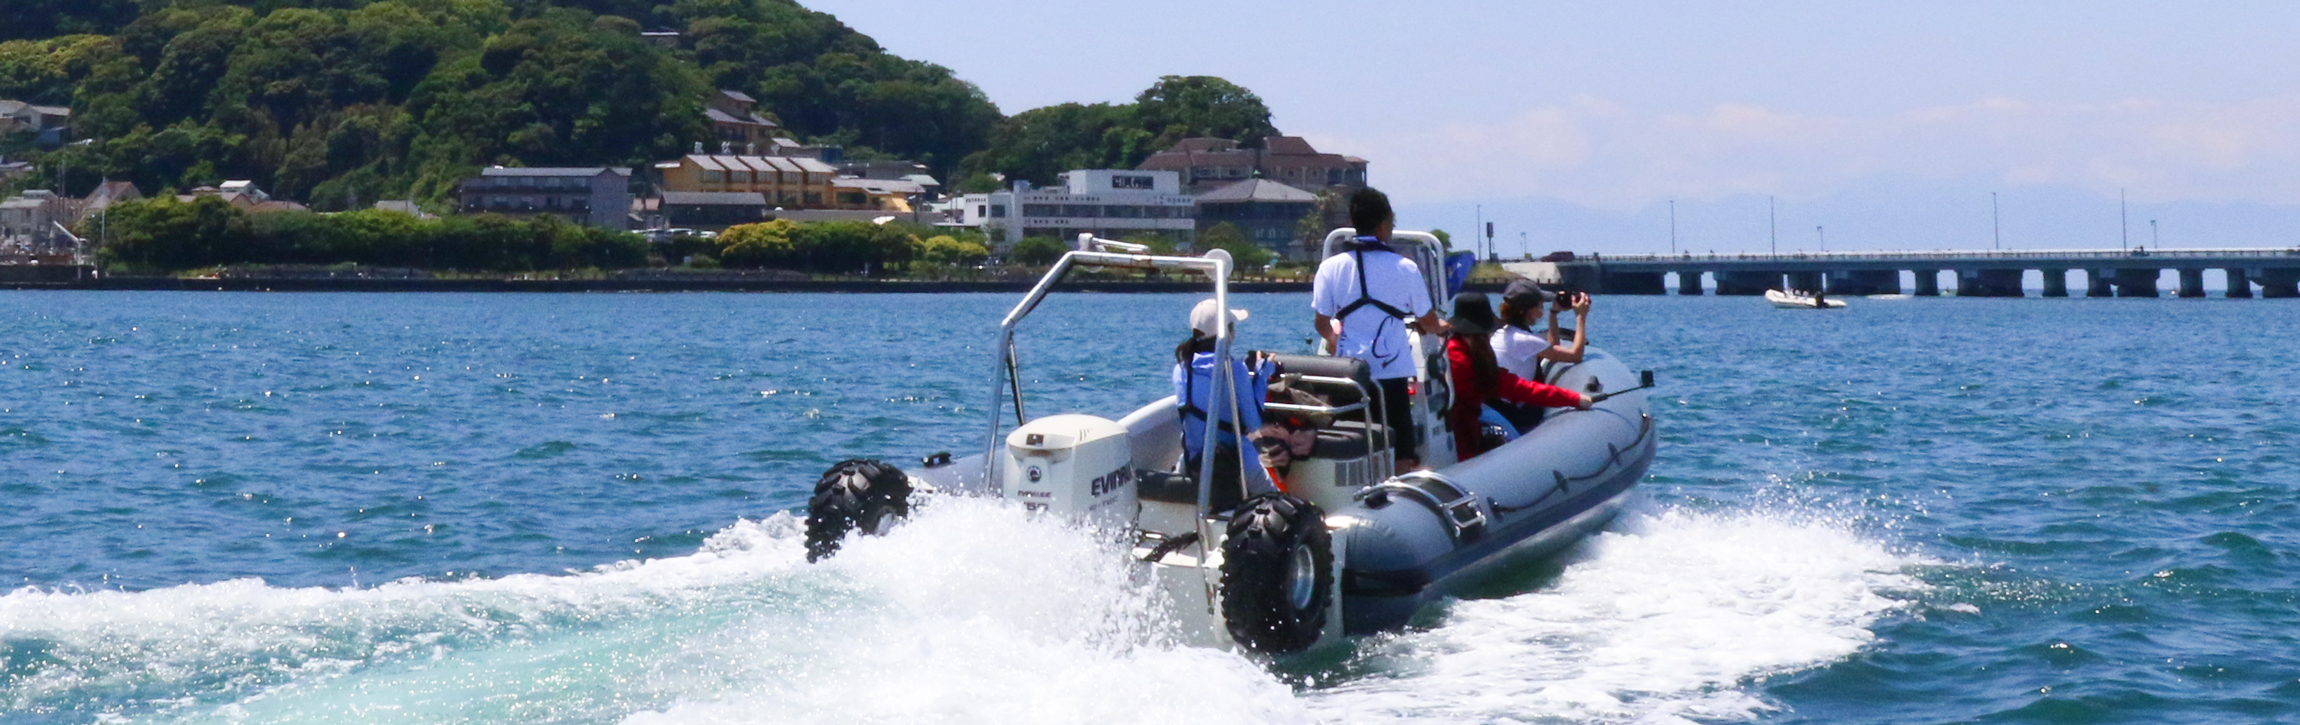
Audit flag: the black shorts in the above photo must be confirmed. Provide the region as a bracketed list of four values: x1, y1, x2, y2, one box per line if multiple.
[1376, 376, 1417, 461]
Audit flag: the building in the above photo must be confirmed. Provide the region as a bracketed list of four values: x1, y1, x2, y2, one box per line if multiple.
[0, 100, 71, 146]
[837, 159, 942, 201]
[455, 167, 632, 228]
[656, 153, 838, 208]
[707, 90, 781, 150]
[1194, 178, 1319, 260]
[0, 190, 75, 258]
[947, 169, 1195, 249]
[660, 191, 770, 228]
[78, 180, 140, 224]
[1136, 136, 1367, 195]
[177, 181, 310, 214]
[831, 177, 927, 212]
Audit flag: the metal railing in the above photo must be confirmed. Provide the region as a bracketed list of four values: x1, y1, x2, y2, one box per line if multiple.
[1566, 247, 2300, 266]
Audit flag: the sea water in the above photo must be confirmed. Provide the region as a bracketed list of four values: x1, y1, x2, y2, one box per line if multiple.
[1, 291, 2294, 724]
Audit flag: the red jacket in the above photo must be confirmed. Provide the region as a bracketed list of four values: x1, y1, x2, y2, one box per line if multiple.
[1446, 337, 1583, 459]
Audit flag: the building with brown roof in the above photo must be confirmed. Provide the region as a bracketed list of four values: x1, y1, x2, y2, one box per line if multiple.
[1136, 136, 1367, 195]
[657, 153, 838, 209]
[1195, 178, 1321, 260]
[707, 90, 782, 150]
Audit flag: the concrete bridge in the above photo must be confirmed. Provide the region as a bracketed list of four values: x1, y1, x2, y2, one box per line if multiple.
[1508, 248, 2300, 298]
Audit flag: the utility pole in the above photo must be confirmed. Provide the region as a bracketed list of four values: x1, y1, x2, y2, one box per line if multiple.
[1992, 191, 2000, 251]
[2151, 219, 2158, 248]
[2120, 187, 2128, 252]
[1768, 195, 1776, 256]
[1519, 232, 1527, 259]
[1474, 204, 1482, 254]
[1816, 225, 1825, 253]
[1669, 199, 1677, 254]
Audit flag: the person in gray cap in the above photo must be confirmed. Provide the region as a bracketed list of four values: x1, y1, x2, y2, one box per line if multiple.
[1493, 278, 1589, 382]
[1490, 278, 1590, 433]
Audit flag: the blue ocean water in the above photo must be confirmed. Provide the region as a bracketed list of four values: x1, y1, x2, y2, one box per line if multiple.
[2, 290, 2296, 724]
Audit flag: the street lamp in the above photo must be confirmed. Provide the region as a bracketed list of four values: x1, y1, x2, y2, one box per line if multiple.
[1816, 225, 1824, 253]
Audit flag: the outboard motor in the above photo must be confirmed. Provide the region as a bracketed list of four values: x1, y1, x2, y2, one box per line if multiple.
[1002, 414, 1137, 528]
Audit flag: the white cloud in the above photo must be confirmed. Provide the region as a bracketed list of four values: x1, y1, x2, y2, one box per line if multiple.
[1304, 96, 2300, 210]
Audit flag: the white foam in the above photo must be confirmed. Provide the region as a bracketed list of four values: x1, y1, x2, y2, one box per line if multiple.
[2, 501, 1919, 725]
[1302, 505, 1924, 724]
[0, 500, 1308, 725]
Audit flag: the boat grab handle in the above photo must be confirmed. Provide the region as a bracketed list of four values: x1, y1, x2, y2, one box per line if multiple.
[1356, 472, 1488, 544]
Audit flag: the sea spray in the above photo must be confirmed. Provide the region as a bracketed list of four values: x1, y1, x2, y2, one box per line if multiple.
[1302, 504, 1926, 724]
[1, 500, 1309, 725]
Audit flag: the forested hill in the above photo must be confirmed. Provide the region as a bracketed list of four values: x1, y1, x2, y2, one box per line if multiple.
[0, 0, 1004, 209]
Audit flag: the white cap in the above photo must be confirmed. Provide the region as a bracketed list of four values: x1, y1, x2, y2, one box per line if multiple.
[1190, 298, 1249, 336]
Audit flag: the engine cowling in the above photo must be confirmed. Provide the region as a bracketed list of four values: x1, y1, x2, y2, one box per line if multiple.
[1002, 414, 1137, 528]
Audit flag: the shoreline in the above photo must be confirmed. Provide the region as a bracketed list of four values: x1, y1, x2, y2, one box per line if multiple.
[0, 274, 1329, 294]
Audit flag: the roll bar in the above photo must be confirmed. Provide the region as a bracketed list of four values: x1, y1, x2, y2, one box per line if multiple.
[984, 235, 1250, 525]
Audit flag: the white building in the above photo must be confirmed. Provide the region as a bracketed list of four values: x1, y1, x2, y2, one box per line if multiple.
[948, 169, 1196, 250]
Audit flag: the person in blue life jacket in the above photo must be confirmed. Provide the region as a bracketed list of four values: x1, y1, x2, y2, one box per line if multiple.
[1173, 298, 1280, 500]
[1312, 188, 1451, 474]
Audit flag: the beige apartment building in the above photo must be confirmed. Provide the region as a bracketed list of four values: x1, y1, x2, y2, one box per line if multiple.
[656, 154, 839, 208]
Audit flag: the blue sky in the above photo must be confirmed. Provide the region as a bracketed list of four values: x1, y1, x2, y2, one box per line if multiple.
[811, 1, 2300, 255]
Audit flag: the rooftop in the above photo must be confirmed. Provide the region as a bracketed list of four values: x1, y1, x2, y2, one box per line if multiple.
[479, 166, 632, 177]
[662, 191, 768, 206]
[1196, 178, 1317, 204]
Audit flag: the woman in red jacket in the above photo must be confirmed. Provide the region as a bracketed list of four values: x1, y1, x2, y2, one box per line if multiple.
[1446, 292, 1591, 459]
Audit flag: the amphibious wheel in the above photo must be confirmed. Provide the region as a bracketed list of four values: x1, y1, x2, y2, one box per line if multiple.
[1219, 493, 1334, 654]
[804, 459, 911, 563]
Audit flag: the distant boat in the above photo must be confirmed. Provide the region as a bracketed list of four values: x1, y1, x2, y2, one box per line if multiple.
[1767, 289, 1847, 309]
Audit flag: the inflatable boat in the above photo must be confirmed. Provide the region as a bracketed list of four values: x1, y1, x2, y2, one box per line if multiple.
[803, 230, 1657, 655]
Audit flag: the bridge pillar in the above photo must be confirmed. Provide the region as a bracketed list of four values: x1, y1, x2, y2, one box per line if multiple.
[2113, 268, 2161, 297]
[1824, 270, 1897, 295]
[1715, 270, 1782, 296]
[1912, 270, 1941, 296]
[2040, 269, 2069, 297]
[1956, 269, 2024, 297]
[2258, 268, 2300, 298]
[2088, 269, 2115, 297]
[2176, 268, 2207, 298]
[2225, 268, 2253, 298]
[1602, 271, 1667, 295]
[1677, 271, 1706, 295]
[1785, 271, 1823, 293]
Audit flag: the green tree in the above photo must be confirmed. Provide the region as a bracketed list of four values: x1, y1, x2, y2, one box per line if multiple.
[1009, 236, 1067, 266]
[718, 219, 798, 268]
[956, 102, 1139, 187]
[1133, 75, 1277, 150]
[1197, 222, 1272, 270]
[919, 234, 988, 266]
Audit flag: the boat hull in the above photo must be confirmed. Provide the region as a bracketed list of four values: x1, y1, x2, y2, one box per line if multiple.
[1332, 348, 1657, 634]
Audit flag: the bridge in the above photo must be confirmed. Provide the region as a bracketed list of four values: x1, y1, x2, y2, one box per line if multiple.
[1507, 248, 2300, 298]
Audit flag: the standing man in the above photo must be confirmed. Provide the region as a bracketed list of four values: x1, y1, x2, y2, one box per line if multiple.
[1312, 188, 1450, 474]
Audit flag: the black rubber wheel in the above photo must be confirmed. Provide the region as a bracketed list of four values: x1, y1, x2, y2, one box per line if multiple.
[1219, 493, 1334, 655]
[804, 459, 911, 563]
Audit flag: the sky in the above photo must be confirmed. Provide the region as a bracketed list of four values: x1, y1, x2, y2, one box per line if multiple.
[809, 1, 2300, 256]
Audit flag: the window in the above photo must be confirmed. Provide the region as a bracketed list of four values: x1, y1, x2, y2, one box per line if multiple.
[989, 205, 1007, 218]
[1022, 204, 1058, 217]
[703, 170, 723, 184]
[976, 205, 988, 217]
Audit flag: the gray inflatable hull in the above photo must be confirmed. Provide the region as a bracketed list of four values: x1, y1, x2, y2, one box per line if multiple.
[1335, 348, 1656, 634]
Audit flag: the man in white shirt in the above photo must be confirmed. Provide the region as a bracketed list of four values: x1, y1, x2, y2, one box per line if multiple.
[1311, 188, 1449, 473]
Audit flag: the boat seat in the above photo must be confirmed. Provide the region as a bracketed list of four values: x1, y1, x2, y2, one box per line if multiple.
[1311, 420, 1390, 460]
[1135, 463, 1251, 513]
[1266, 353, 1376, 407]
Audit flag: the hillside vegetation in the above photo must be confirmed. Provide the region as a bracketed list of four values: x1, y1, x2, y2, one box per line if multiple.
[1, 0, 1001, 209]
[3, 1, 1285, 225]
